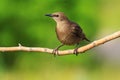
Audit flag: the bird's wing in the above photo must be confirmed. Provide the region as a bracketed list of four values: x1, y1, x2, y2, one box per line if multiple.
[71, 22, 90, 42]
[70, 22, 83, 37]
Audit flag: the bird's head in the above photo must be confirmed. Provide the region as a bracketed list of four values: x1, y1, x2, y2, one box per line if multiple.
[45, 12, 68, 22]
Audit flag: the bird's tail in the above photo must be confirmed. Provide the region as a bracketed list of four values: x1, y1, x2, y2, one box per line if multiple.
[84, 37, 91, 42]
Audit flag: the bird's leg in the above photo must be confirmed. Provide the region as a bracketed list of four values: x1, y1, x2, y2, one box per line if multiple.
[73, 43, 80, 56]
[52, 44, 64, 56]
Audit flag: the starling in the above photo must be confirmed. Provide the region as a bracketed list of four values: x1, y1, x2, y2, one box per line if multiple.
[45, 12, 90, 56]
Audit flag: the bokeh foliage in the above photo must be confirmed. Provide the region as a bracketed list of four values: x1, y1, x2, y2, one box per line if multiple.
[0, 0, 120, 80]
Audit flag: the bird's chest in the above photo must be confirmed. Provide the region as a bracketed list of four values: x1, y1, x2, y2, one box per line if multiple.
[56, 23, 75, 44]
[56, 23, 68, 32]
[55, 22, 82, 45]
[56, 23, 69, 38]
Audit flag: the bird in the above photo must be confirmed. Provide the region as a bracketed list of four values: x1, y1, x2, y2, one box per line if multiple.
[45, 12, 90, 56]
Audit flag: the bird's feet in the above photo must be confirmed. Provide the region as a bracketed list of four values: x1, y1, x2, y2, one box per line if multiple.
[52, 48, 59, 57]
[52, 44, 64, 57]
[73, 48, 79, 56]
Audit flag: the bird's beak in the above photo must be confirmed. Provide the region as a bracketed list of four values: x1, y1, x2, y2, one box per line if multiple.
[45, 14, 53, 17]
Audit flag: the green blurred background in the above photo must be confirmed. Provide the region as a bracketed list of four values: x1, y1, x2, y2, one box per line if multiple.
[0, 0, 120, 80]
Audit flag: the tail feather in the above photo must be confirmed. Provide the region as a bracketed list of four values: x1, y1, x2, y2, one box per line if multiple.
[84, 37, 91, 42]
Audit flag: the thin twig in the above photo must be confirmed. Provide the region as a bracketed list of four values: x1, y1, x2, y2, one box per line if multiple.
[0, 31, 120, 56]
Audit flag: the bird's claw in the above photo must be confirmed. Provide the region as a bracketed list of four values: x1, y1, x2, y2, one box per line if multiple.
[73, 48, 79, 56]
[52, 48, 59, 57]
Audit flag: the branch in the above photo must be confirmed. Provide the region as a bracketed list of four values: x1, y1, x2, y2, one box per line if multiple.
[0, 31, 120, 56]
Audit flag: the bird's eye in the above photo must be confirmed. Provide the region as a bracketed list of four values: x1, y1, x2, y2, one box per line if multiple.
[53, 15, 59, 17]
[55, 15, 59, 17]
